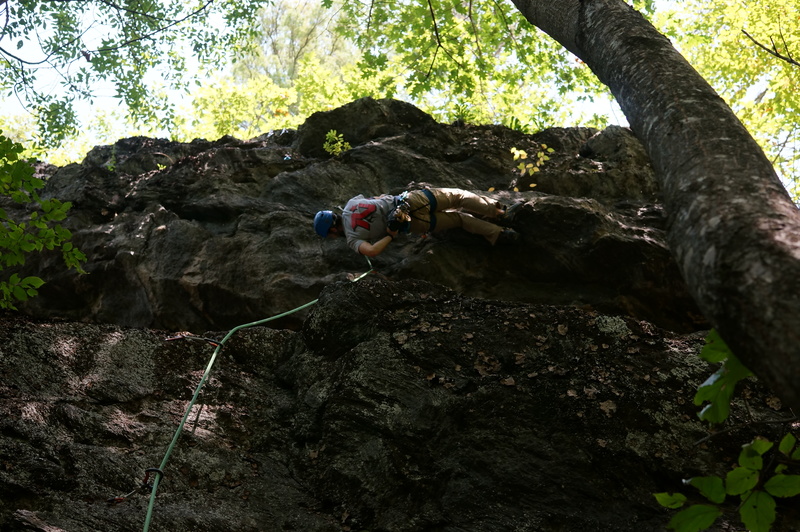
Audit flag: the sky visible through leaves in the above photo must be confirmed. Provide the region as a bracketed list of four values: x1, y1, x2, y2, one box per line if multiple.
[0, 0, 797, 200]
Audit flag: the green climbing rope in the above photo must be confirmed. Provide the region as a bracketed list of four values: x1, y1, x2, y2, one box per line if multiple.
[142, 260, 374, 532]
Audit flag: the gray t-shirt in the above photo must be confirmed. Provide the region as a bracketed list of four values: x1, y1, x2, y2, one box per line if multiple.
[341, 194, 398, 253]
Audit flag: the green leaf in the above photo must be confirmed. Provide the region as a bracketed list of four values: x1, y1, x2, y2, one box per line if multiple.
[655, 492, 687, 509]
[778, 433, 796, 456]
[749, 438, 774, 456]
[694, 351, 753, 424]
[699, 329, 731, 363]
[739, 491, 776, 532]
[739, 440, 772, 470]
[739, 449, 763, 471]
[667, 504, 722, 532]
[12, 285, 27, 302]
[763, 474, 800, 497]
[21, 276, 44, 289]
[726, 467, 759, 495]
[688, 476, 726, 504]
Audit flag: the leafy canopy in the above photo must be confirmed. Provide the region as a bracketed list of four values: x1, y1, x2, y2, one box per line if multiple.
[2, 0, 799, 205]
[655, 0, 800, 195]
[2, 0, 616, 159]
[1, 0, 271, 145]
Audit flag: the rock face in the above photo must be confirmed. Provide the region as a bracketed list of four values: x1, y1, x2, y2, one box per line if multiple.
[0, 280, 790, 532]
[3, 98, 795, 532]
[14, 97, 702, 333]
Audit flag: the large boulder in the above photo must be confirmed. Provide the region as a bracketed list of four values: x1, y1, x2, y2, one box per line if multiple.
[12, 98, 701, 332]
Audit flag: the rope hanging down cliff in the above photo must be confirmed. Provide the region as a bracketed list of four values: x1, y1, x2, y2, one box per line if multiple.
[130, 258, 375, 532]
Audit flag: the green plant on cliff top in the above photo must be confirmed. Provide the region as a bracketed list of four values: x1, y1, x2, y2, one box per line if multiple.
[0, 131, 86, 309]
[655, 331, 800, 532]
[323, 129, 351, 157]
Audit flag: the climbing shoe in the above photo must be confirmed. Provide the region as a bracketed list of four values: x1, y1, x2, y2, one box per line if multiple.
[496, 202, 523, 227]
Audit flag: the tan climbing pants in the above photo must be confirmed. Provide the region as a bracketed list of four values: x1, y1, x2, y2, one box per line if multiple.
[404, 188, 503, 245]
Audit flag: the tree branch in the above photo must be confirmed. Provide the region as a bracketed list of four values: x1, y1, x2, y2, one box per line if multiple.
[91, 0, 216, 54]
[0, 0, 9, 43]
[742, 28, 800, 68]
[693, 415, 798, 445]
[425, 0, 463, 79]
[468, 0, 484, 62]
[0, 16, 98, 66]
[41, 0, 168, 22]
[94, 0, 169, 22]
[490, 0, 519, 48]
[770, 124, 798, 167]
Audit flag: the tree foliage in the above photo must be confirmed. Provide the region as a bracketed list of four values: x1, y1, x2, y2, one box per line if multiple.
[232, 0, 357, 88]
[331, 0, 612, 127]
[0, 0, 271, 145]
[655, 0, 800, 196]
[656, 433, 800, 532]
[3, 0, 800, 197]
[2, 0, 618, 157]
[0, 131, 85, 309]
[653, 333, 799, 532]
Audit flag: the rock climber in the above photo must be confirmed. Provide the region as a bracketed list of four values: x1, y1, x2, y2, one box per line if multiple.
[313, 187, 518, 257]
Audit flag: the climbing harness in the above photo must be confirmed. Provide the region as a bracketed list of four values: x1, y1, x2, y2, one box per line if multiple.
[387, 192, 412, 232]
[420, 188, 438, 232]
[127, 258, 375, 532]
[389, 188, 437, 234]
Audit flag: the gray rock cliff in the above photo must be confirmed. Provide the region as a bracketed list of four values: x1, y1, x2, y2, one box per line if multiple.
[15, 97, 699, 332]
[1, 98, 796, 531]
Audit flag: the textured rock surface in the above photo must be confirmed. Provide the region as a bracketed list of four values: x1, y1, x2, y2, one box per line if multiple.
[3, 98, 794, 532]
[1, 280, 792, 532]
[11, 97, 702, 333]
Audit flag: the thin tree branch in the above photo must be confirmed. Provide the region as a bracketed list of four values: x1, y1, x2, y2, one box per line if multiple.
[91, 0, 215, 54]
[742, 28, 800, 68]
[0, 0, 212, 68]
[425, 0, 463, 79]
[42, 0, 168, 21]
[366, 0, 374, 39]
[468, 0, 483, 61]
[490, 0, 519, 47]
[694, 414, 798, 445]
[0, 16, 98, 66]
[770, 124, 798, 167]
[94, 0, 169, 22]
[1, 0, 10, 43]
[777, 21, 796, 65]
[467, 0, 491, 113]
[425, 42, 440, 80]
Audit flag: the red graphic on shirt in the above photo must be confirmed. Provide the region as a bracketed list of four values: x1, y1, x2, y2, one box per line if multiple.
[349, 203, 376, 229]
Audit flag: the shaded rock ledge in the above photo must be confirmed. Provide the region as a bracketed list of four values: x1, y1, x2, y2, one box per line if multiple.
[0, 279, 793, 531]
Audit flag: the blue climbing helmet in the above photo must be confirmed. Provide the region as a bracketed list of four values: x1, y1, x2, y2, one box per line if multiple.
[314, 210, 336, 237]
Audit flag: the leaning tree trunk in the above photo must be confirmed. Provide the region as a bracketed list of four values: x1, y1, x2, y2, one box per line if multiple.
[511, 0, 800, 409]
